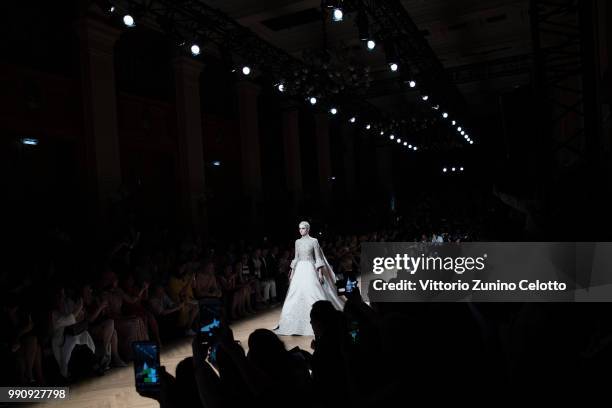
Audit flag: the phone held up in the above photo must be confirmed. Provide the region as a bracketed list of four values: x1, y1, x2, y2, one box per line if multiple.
[132, 341, 161, 395]
[198, 298, 224, 364]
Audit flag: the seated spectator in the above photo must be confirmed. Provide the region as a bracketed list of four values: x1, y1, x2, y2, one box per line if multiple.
[149, 284, 196, 337]
[238, 255, 258, 306]
[261, 248, 279, 305]
[50, 286, 96, 378]
[99, 273, 150, 360]
[246, 329, 312, 400]
[218, 263, 251, 320]
[111, 274, 162, 345]
[0, 293, 45, 384]
[234, 262, 255, 315]
[310, 300, 349, 407]
[194, 261, 222, 300]
[249, 249, 276, 306]
[167, 264, 198, 336]
[73, 283, 126, 369]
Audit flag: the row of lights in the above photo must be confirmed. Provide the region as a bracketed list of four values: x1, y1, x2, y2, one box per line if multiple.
[418, 93, 476, 146]
[389, 133, 419, 152]
[115, 5, 431, 154]
[327, 106, 420, 151]
[442, 166, 465, 173]
[121, 11, 256, 76]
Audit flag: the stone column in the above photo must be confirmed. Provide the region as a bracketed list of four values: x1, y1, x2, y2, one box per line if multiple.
[236, 81, 263, 226]
[281, 104, 303, 216]
[77, 17, 122, 235]
[173, 56, 207, 234]
[314, 113, 332, 208]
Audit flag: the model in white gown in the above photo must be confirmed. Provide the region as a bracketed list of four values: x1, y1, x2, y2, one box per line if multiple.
[274, 222, 344, 336]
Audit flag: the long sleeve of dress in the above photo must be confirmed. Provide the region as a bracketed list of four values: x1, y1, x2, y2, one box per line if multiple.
[290, 240, 298, 270]
[313, 238, 325, 270]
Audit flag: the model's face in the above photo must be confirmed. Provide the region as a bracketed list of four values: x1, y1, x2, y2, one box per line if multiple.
[299, 225, 308, 236]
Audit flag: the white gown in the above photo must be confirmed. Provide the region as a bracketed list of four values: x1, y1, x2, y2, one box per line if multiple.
[274, 235, 344, 336]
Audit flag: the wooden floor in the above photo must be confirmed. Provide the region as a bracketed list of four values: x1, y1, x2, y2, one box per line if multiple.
[40, 306, 312, 408]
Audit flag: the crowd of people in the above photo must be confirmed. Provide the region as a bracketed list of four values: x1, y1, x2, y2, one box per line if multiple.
[1, 206, 479, 387]
[3, 202, 611, 403]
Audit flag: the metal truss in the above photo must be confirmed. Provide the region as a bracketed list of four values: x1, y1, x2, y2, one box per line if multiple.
[530, 0, 601, 171]
[107, 0, 466, 151]
[349, 0, 468, 115]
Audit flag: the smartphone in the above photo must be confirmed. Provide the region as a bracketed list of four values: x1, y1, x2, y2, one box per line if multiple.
[132, 341, 161, 394]
[337, 278, 358, 295]
[345, 278, 357, 294]
[208, 343, 219, 365]
[198, 298, 223, 344]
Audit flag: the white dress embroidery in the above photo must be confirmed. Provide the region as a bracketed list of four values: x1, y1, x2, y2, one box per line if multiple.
[274, 236, 344, 336]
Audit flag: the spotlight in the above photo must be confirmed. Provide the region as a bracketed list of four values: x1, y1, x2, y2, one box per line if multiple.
[413, 146, 418, 151]
[389, 135, 395, 140]
[380, 131, 385, 136]
[212, 160, 221, 167]
[433, 105, 440, 110]
[242, 66, 251, 76]
[464, 135, 469, 139]
[452, 120, 457, 126]
[366, 124, 371, 130]
[396, 139, 401, 144]
[470, 141, 474, 145]
[443, 168, 448, 173]
[457, 127, 462, 132]
[461, 131, 465, 136]
[309, 97, 317, 105]
[421, 95, 429, 101]
[408, 144, 412, 149]
[366, 40, 376, 50]
[460, 167, 464, 171]
[22, 138, 39, 146]
[123, 14, 135, 27]
[403, 142, 408, 146]
[332, 8, 344, 22]
[452, 167, 456, 172]
[330, 107, 338, 115]
[384, 40, 399, 72]
[190, 44, 200, 56]
[349, 116, 356, 123]
[276, 83, 285, 92]
[102, 1, 116, 13]
[331, 176, 336, 181]
[442, 112, 449, 118]
[409, 80, 416, 88]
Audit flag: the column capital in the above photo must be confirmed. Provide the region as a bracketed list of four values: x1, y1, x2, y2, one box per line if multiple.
[76, 17, 122, 55]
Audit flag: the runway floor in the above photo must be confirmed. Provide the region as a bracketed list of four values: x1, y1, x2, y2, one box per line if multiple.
[39, 306, 311, 408]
